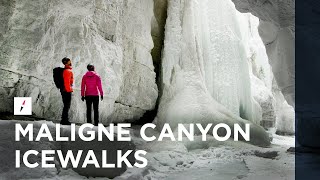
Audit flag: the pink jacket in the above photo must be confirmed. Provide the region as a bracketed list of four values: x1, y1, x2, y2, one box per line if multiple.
[81, 71, 104, 96]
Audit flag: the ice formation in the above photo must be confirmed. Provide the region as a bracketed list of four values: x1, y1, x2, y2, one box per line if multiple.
[237, 11, 294, 133]
[231, 0, 295, 107]
[0, 0, 298, 178]
[155, 0, 270, 146]
[0, 0, 295, 141]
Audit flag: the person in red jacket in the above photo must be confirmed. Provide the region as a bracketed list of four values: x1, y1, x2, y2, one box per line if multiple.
[61, 57, 73, 125]
[81, 64, 103, 126]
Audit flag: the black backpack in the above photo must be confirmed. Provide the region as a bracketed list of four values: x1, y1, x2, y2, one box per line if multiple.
[53, 67, 65, 89]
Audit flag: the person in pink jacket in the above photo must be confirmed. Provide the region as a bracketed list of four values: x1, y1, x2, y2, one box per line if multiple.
[81, 64, 104, 125]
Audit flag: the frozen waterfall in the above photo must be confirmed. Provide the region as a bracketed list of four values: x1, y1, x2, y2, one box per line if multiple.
[155, 0, 271, 146]
[0, 0, 294, 145]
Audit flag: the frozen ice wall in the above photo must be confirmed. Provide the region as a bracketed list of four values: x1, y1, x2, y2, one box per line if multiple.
[157, 0, 261, 124]
[231, 0, 295, 107]
[237, 13, 276, 129]
[227, 3, 292, 133]
[202, 0, 261, 123]
[0, 0, 292, 138]
[156, 0, 269, 146]
[237, 13, 294, 133]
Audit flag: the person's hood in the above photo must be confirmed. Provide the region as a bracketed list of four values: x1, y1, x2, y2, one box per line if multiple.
[64, 65, 72, 69]
[84, 71, 97, 77]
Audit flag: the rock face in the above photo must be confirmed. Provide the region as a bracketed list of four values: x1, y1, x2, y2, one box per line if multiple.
[0, 0, 158, 123]
[272, 79, 295, 135]
[231, 0, 295, 107]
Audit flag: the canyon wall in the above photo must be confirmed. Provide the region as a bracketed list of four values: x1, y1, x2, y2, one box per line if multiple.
[231, 0, 295, 107]
[0, 0, 294, 137]
[0, 0, 158, 123]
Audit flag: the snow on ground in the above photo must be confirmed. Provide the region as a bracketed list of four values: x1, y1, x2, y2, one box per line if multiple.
[126, 127, 295, 180]
[0, 120, 294, 180]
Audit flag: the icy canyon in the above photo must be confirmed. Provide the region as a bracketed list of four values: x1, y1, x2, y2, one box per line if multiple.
[0, 0, 295, 142]
[0, 0, 294, 136]
[0, 0, 295, 179]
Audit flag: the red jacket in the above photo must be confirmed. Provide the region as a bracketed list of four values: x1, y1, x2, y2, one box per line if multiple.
[63, 65, 74, 92]
[81, 71, 103, 96]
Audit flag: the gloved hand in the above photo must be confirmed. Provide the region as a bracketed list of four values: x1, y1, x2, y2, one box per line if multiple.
[81, 96, 85, 102]
[101, 95, 103, 101]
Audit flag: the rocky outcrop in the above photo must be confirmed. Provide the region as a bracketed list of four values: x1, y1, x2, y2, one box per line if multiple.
[110, 0, 158, 123]
[0, 0, 158, 123]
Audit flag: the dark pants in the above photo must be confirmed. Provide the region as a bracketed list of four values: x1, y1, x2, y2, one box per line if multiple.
[86, 96, 99, 125]
[61, 91, 72, 124]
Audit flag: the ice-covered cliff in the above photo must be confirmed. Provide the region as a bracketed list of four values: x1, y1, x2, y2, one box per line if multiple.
[155, 0, 271, 146]
[238, 12, 294, 134]
[231, 0, 295, 107]
[231, 0, 295, 134]
[0, 0, 294, 139]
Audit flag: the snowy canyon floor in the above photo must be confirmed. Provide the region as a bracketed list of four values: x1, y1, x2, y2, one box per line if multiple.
[0, 120, 295, 180]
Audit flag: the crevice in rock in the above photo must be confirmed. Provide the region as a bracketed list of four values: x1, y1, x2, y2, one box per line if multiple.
[0, 66, 49, 82]
[114, 101, 146, 111]
[133, 0, 168, 125]
[114, 101, 133, 108]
